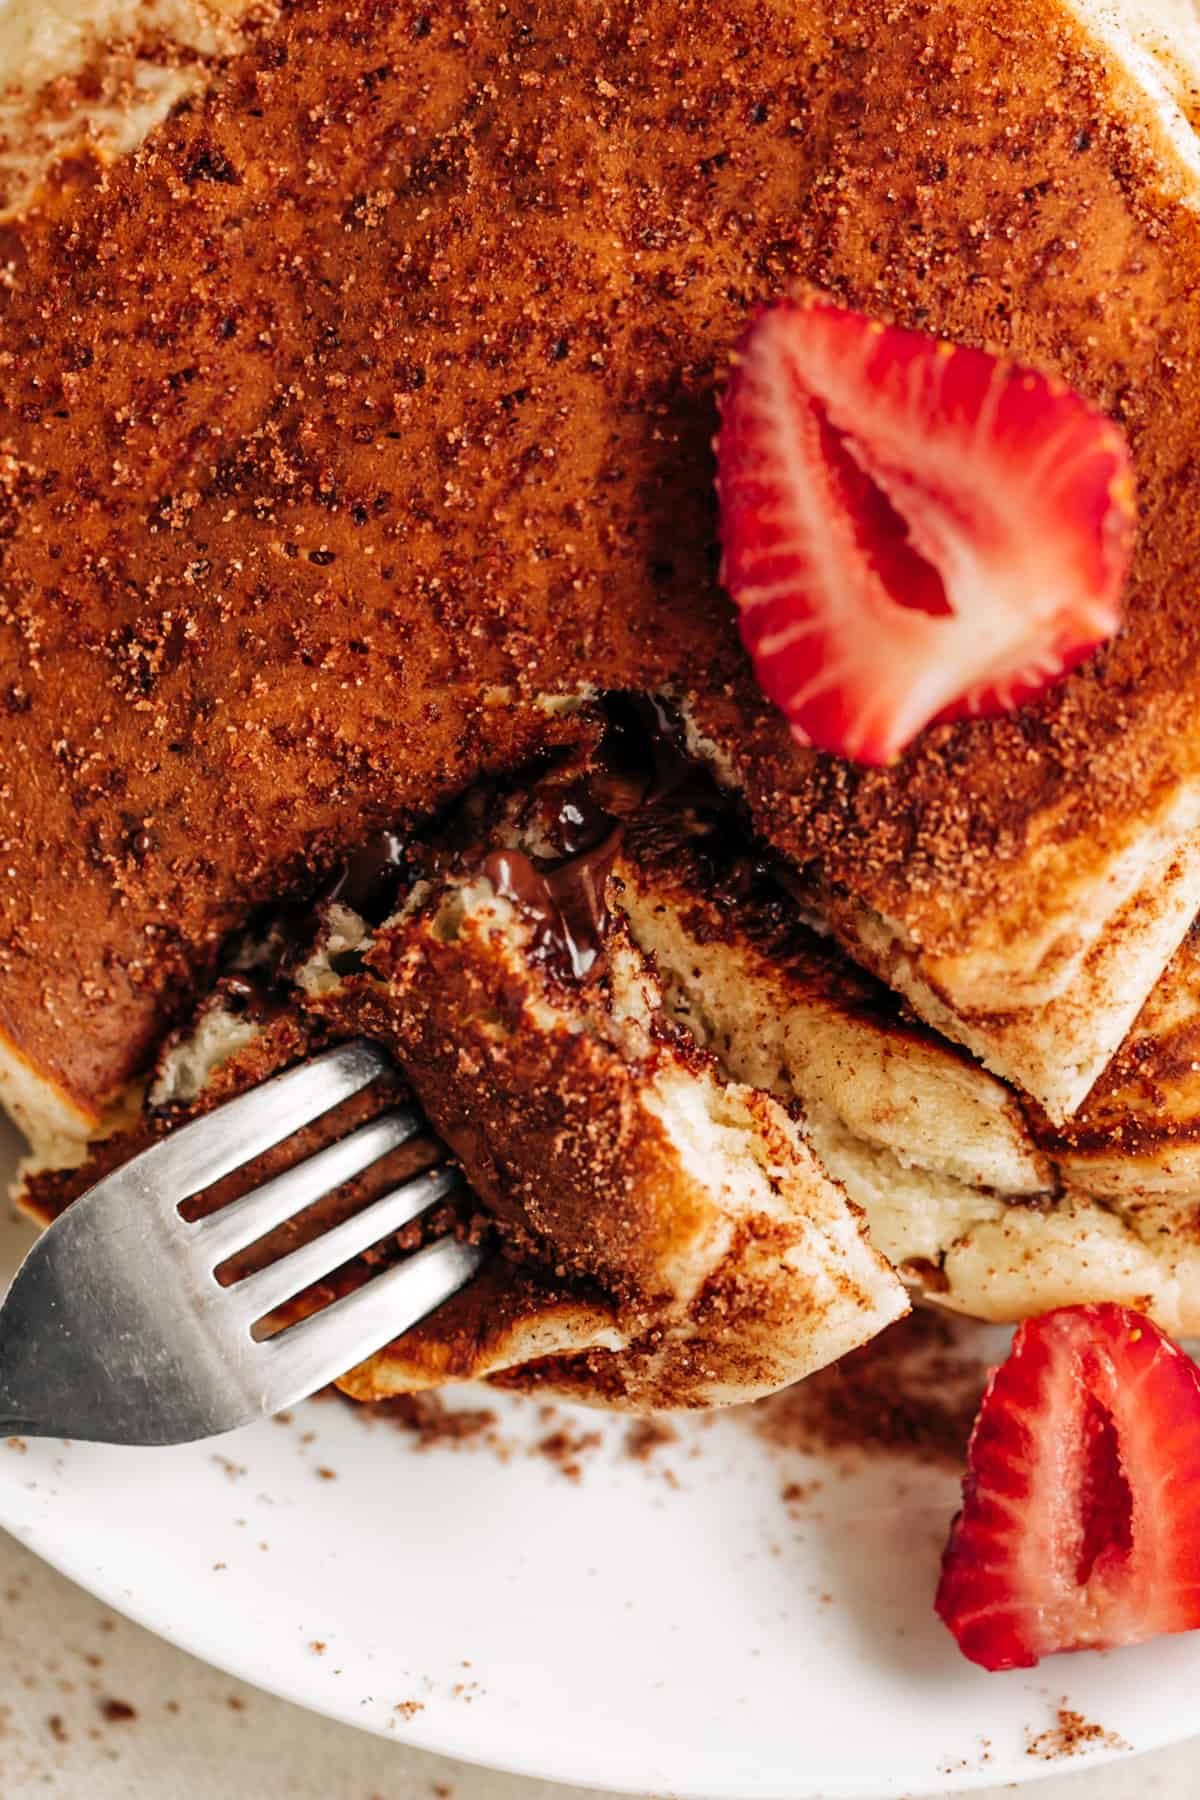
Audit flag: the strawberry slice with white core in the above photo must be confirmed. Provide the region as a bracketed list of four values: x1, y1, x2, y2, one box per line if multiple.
[936, 1304, 1200, 1672]
[716, 295, 1135, 765]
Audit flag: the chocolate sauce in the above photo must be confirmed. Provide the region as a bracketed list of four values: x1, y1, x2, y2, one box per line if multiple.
[601, 692, 698, 804]
[483, 825, 622, 981]
[220, 973, 260, 1011]
[315, 690, 804, 986]
[327, 827, 411, 925]
[550, 785, 616, 856]
[597, 693, 827, 928]
[219, 898, 321, 996]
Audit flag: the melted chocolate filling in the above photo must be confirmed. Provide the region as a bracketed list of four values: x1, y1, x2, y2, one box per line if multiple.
[317, 690, 799, 984]
[327, 827, 412, 925]
[482, 825, 623, 981]
[600, 691, 700, 804]
[550, 785, 616, 856]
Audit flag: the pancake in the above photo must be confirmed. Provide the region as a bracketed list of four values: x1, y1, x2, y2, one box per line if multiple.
[24, 723, 1200, 1408]
[0, 0, 260, 220]
[22, 854, 908, 1410]
[6, 0, 1200, 1151]
[614, 816, 1200, 1338]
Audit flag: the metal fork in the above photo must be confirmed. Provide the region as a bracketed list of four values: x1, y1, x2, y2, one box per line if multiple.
[0, 1041, 484, 1446]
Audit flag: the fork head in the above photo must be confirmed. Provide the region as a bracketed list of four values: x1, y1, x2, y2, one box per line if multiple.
[0, 1041, 485, 1445]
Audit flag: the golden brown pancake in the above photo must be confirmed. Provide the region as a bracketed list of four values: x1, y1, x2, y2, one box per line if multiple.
[613, 813, 1200, 1339]
[21, 841, 909, 1410]
[27, 726, 1200, 1401]
[7, 0, 1200, 1140]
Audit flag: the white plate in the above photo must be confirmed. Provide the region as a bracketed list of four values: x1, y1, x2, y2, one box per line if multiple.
[0, 1114, 1196, 1798]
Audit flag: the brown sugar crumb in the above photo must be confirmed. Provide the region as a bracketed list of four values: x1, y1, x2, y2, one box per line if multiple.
[315, 1466, 337, 1480]
[749, 1310, 988, 1468]
[1026, 1703, 1130, 1760]
[393, 1700, 424, 1720]
[309, 1641, 327, 1655]
[99, 1699, 136, 1724]
[47, 1714, 68, 1743]
[367, 1392, 501, 1450]
[535, 1425, 603, 1483]
[780, 1478, 822, 1509]
[432, 1784, 453, 1798]
[227, 1696, 246, 1712]
[624, 1418, 678, 1462]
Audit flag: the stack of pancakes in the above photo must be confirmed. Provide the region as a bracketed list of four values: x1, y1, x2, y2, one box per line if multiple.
[6, 0, 1200, 1408]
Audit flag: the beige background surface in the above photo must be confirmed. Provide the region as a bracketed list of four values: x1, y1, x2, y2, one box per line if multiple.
[0, 1529, 1190, 1800]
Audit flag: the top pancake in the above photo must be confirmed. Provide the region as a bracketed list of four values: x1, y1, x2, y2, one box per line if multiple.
[4, 0, 1200, 1130]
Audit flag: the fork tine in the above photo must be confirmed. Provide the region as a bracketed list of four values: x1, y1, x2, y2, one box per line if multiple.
[229, 1163, 465, 1324]
[190, 1107, 423, 1268]
[257, 1237, 486, 1412]
[115, 1040, 392, 1209]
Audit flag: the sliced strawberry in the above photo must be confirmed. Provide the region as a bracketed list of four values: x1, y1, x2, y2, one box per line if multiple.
[936, 1304, 1200, 1672]
[715, 293, 1135, 765]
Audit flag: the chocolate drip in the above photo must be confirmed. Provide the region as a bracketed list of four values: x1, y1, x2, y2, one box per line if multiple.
[598, 693, 827, 926]
[547, 783, 618, 856]
[483, 825, 622, 981]
[600, 691, 717, 807]
[316, 689, 807, 985]
[327, 827, 411, 924]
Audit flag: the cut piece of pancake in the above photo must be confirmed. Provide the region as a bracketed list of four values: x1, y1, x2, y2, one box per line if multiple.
[23, 865, 907, 1411]
[612, 819, 1200, 1338]
[303, 882, 909, 1405]
[27, 726, 1200, 1408]
[9, 0, 1200, 1139]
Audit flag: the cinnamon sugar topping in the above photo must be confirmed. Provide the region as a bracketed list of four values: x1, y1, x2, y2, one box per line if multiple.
[3, 0, 1199, 1126]
[749, 1310, 988, 1469]
[1025, 1703, 1131, 1762]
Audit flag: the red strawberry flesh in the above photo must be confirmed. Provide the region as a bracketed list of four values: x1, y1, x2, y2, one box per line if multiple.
[716, 295, 1135, 765]
[936, 1304, 1200, 1671]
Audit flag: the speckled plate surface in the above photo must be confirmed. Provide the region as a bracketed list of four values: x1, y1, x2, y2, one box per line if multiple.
[0, 1113, 1196, 1798]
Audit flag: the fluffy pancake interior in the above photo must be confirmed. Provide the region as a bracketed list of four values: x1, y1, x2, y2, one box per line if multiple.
[611, 827, 1200, 1339]
[297, 877, 908, 1406]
